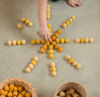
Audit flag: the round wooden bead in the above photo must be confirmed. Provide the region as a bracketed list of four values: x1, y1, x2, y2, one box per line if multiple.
[54, 44, 59, 49]
[65, 38, 69, 43]
[89, 38, 93, 43]
[72, 61, 77, 66]
[69, 88, 75, 94]
[21, 39, 26, 45]
[21, 17, 25, 22]
[41, 39, 45, 44]
[62, 23, 67, 28]
[47, 5, 50, 8]
[48, 49, 53, 54]
[16, 40, 21, 45]
[85, 38, 89, 43]
[7, 41, 11, 46]
[57, 29, 61, 35]
[69, 58, 74, 64]
[25, 67, 30, 73]
[28, 22, 33, 27]
[46, 15, 50, 20]
[25, 19, 30, 24]
[65, 21, 69, 26]
[31, 60, 36, 65]
[66, 90, 70, 95]
[47, 8, 50, 12]
[33, 56, 38, 61]
[71, 16, 75, 21]
[49, 54, 54, 59]
[28, 64, 33, 69]
[31, 39, 35, 44]
[68, 18, 72, 23]
[47, 24, 51, 28]
[17, 24, 22, 29]
[50, 62, 55, 67]
[80, 38, 85, 43]
[59, 91, 66, 97]
[55, 38, 59, 43]
[36, 39, 40, 44]
[75, 38, 80, 43]
[76, 64, 81, 69]
[43, 45, 47, 50]
[60, 38, 64, 43]
[12, 40, 16, 45]
[65, 55, 71, 60]
[58, 47, 63, 52]
[40, 48, 45, 54]
[66, 95, 71, 97]
[51, 71, 57, 77]
[49, 45, 53, 50]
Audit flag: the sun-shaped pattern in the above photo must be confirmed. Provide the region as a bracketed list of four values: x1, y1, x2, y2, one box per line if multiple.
[31, 24, 70, 59]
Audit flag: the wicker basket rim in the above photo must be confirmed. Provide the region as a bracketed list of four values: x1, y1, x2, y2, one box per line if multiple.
[54, 81, 88, 97]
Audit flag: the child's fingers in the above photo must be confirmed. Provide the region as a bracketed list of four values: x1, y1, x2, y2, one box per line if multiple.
[71, 4, 76, 8]
[44, 35, 48, 42]
[47, 33, 50, 41]
[41, 34, 44, 40]
[47, 34, 50, 41]
[79, 3, 81, 6]
[75, 3, 80, 6]
[41, 34, 46, 41]
[80, 1, 82, 5]
[42, 36, 45, 41]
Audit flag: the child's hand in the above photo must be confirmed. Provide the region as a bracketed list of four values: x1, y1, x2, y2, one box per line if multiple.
[68, 0, 82, 7]
[39, 25, 50, 42]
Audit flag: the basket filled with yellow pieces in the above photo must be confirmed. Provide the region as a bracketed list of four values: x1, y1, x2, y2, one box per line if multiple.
[0, 78, 37, 97]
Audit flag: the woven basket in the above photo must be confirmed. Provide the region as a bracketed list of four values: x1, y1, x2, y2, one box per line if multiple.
[0, 78, 37, 97]
[54, 82, 88, 97]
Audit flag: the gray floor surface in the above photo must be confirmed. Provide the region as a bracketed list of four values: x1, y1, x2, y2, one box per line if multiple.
[0, 0, 100, 97]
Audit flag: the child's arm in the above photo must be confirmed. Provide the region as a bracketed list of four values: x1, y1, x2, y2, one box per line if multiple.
[38, 0, 50, 42]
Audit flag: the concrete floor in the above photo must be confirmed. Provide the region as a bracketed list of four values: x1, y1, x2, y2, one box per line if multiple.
[0, 0, 100, 97]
